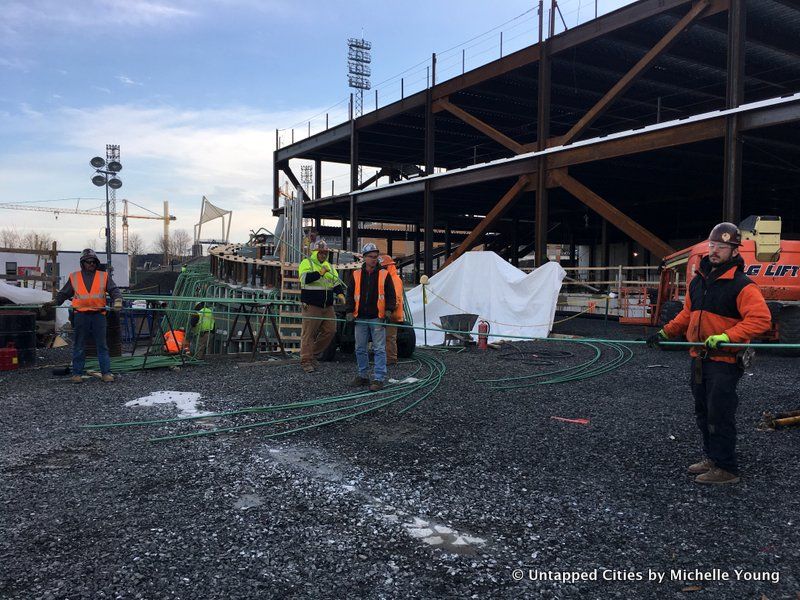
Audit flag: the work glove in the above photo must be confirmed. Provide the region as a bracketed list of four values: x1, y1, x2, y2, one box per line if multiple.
[319, 267, 329, 277]
[346, 312, 354, 323]
[383, 316, 392, 325]
[113, 298, 123, 312]
[335, 293, 346, 305]
[646, 329, 668, 349]
[705, 333, 729, 349]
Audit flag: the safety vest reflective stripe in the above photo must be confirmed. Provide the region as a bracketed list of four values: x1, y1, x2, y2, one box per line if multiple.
[353, 269, 387, 319]
[70, 271, 107, 312]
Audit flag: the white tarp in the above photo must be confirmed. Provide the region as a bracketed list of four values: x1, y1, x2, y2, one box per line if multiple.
[0, 281, 70, 330]
[406, 252, 566, 346]
[0, 280, 51, 305]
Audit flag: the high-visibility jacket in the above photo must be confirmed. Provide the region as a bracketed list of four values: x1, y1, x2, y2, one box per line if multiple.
[69, 271, 108, 313]
[663, 255, 771, 363]
[379, 255, 404, 322]
[298, 251, 343, 307]
[352, 268, 389, 319]
[163, 329, 186, 354]
[195, 307, 215, 333]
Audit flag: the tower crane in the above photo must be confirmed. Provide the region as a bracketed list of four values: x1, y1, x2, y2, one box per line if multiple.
[0, 199, 176, 253]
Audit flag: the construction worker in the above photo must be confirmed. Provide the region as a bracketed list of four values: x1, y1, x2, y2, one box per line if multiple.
[163, 328, 186, 354]
[379, 254, 404, 365]
[54, 249, 122, 383]
[186, 302, 215, 358]
[647, 222, 771, 485]
[346, 243, 397, 391]
[298, 239, 344, 373]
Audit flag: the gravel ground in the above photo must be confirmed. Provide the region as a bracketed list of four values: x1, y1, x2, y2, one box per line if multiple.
[1, 317, 799, 599]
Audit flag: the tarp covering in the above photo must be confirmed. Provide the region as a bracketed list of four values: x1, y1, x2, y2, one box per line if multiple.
[405, 252, 566, 346]
[0, 280, 51, 305]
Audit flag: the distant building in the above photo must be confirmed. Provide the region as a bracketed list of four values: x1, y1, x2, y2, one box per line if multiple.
[0, 250, 130, 290]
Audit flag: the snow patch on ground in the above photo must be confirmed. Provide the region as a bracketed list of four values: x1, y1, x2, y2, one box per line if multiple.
[125, 391, 212, 418]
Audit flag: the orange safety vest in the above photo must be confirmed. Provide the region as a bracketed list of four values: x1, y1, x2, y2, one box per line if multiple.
[163, 329, 186, 354]
[352, 268, 388, 319]
[379, 255, 404, 322]
[70, 271, 108, 313]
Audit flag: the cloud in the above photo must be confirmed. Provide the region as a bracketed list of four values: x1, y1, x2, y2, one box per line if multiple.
[0, 101, 350, 249]
[1, 1, 195, 33]
[0, 56, 34, 70]
[116, 75, 143, 87]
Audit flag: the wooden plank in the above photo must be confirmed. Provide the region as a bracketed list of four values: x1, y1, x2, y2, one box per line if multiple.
[435, 98, 525, 155]
[559, 0, 710, 145]
[551, 170, 674, 259]
[442, 175, 531, 268]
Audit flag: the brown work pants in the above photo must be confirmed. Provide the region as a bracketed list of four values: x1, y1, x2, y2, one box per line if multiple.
[386, 323, 398, 365]
[300, 304, 336, 366]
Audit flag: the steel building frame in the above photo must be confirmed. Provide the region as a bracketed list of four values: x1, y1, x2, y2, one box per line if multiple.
[273, 0, 800, 278]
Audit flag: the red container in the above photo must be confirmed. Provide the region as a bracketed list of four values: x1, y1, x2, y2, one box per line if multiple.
[0, 342, 19, 371]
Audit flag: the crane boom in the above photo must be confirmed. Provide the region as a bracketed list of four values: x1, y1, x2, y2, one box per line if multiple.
[0, 203, 176, 220]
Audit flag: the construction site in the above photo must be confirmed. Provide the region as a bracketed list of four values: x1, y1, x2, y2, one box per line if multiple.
[2, 0, 800, 598]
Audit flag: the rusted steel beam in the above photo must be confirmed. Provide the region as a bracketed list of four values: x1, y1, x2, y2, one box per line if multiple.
[443, 175, 532, 268]
[550, 0, 728, 54]
[435, 98, 526, 155]
[282, 164, 311, 199]
[433, 44, 541, 101]
[356, 168, 388, 191]
[551, 170, 674, 259]
[559, 0, 710, 146]
[549, 119, 725, 168]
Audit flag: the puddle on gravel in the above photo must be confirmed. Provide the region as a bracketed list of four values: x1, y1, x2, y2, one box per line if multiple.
[260, 445, 488, 556]
[125, 391, 212, 418]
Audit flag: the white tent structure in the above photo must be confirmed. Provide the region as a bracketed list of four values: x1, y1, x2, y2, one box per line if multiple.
[406, 252, 566, 346]
[193, 196, 232, 245]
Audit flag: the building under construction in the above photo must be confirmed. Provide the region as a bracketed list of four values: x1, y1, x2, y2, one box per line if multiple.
[272, 0, 800, 279]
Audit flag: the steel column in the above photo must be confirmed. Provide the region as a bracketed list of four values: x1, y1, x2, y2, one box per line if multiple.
[424, 182, 434, 276]
[723, 0, 745, 223]
[349, 121, 359, 251]
[535, 10, 552, 267]
[413, 223, 421, 283]
[314, 159, 321, 200]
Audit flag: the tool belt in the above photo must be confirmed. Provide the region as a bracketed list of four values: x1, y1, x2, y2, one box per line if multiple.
[693, 348, 755, 383]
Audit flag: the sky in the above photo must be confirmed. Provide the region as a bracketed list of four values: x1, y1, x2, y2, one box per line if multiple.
[0, 0, 633, 252]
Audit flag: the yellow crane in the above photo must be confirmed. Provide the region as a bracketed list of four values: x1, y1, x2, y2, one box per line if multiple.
[0, 199, 176, 254]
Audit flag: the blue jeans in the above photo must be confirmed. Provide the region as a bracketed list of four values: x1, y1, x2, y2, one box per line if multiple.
[73, 311, 111, 375]
[355, 319, 387, 382]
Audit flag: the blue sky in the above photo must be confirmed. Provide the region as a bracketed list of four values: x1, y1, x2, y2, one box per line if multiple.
[0, 0, 632, 250]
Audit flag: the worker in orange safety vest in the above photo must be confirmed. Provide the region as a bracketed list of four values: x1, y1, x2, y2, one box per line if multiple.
[378, 254, 404, 365]
[54, 249, 123, 383]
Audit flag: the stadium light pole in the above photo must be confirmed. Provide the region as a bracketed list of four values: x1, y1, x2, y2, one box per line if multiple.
[90, 155, 122, 274]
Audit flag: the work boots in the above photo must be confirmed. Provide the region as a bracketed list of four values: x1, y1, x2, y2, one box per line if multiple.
[369, 380, 384, 392]
[101, 374, 115, 383]
[687, 458, 714, 474]
[302, 364, 316, 373]
[695, 467, 741, 485]
[351, 376, 370, 387]
[70, 375, 83, 384]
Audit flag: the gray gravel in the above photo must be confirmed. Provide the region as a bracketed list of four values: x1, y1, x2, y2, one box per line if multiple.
[1, 318, 798, 599]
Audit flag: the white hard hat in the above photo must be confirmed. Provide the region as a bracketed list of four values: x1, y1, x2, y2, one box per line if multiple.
[361, 242, 379, 255]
